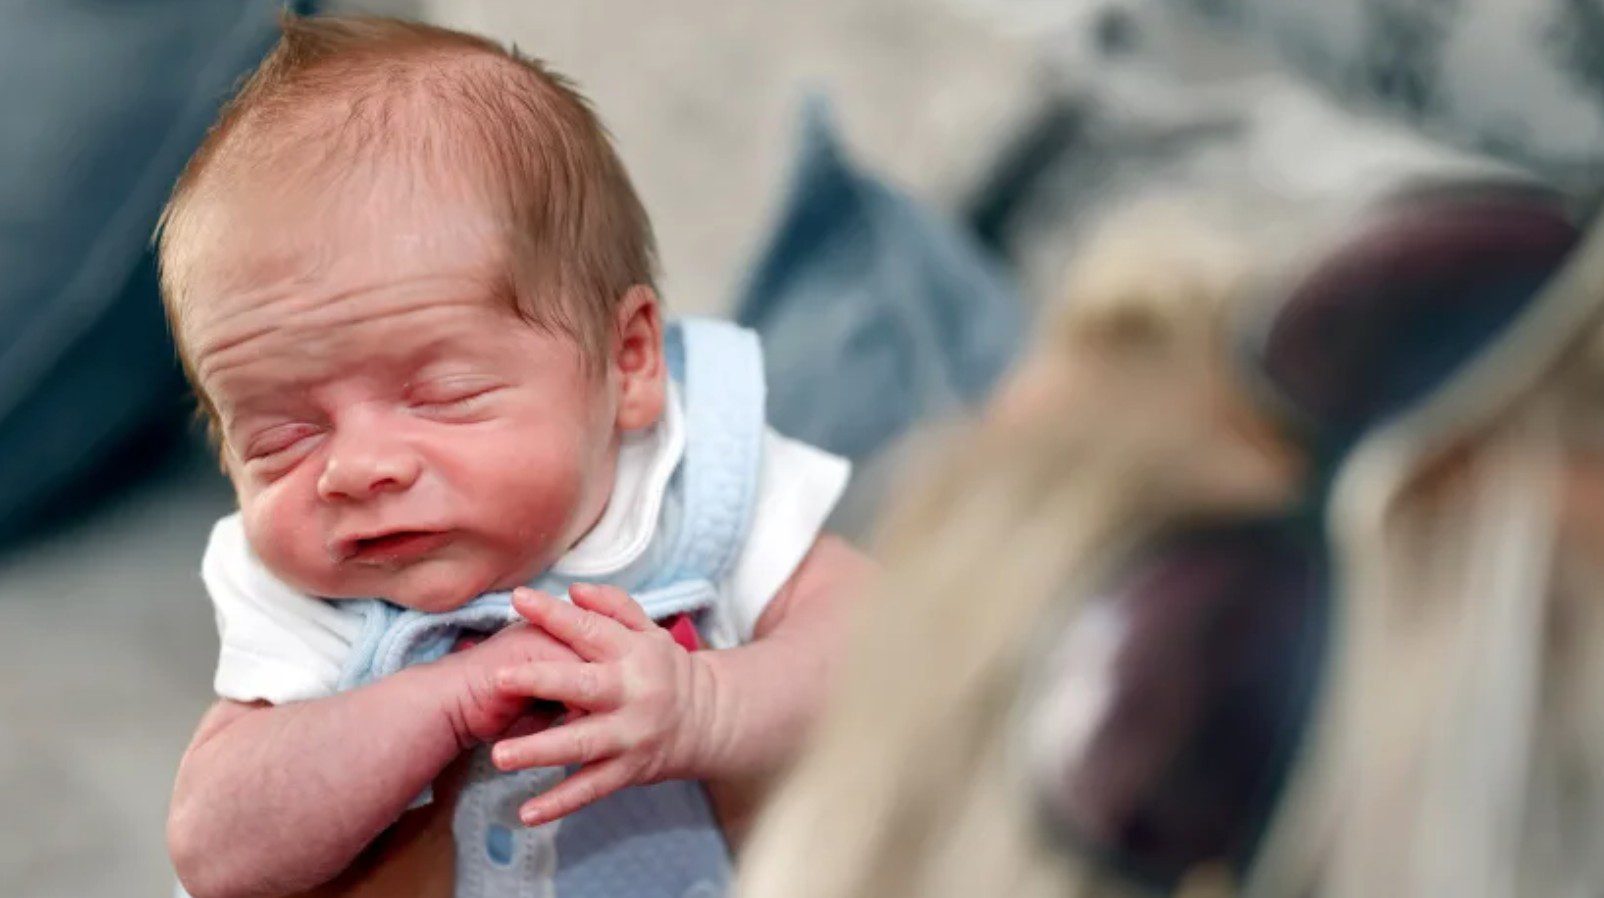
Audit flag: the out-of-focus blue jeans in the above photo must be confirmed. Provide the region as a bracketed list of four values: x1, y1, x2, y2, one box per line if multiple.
[0, 1, 294, 545]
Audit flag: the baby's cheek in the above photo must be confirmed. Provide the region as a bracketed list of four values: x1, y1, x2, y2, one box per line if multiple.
[472, 438, 588, 557]
[503, 460, 585, 546]
[240, 487, 331, 592]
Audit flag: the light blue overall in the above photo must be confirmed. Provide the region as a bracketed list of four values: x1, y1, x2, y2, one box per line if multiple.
[336, 318, 765, 898]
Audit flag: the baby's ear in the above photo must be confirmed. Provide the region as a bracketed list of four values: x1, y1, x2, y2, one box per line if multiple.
[612, 285, 666, 431]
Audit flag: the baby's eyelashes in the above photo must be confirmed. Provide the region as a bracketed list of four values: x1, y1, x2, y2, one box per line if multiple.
[404, 377, 504, 419]
[238, 422, 324, 474]
[243, 422, 321, 457]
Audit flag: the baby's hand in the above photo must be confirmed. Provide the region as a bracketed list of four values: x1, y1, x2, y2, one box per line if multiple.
[444, 621, 579, 747]
[489, 584, 716, 826]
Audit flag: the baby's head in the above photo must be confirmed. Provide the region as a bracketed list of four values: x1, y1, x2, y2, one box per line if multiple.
[158, 15, 665, 611]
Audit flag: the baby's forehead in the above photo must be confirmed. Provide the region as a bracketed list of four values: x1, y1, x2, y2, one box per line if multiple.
[175, 219, 517, 385]
[170, 173, 528, 399]
[194, 284, 533, 409]
[183, 158, 509, 292]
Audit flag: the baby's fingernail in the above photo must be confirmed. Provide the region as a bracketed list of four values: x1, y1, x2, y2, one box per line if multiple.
[521, 806, 542, 825]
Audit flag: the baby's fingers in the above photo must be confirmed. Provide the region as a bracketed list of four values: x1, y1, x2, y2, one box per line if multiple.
[497, 662, 620, 711]
[518, 757, 640, 826]
[569, 582, 654, 631]
[492, 714, 624, 772]
[511, 587, 629, 661]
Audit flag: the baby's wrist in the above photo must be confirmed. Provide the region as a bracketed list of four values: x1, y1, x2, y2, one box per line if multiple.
[676, 649, 745, 780]
[683, 644, 813, 784]
[402, 654, 498, 751]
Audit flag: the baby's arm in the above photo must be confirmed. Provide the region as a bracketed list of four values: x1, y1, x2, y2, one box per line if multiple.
[684, 533, 874, 844]
[168, 624, 572, 898]
[689, 534, 871, 782]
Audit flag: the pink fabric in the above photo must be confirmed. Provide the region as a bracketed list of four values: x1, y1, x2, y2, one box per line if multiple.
[662, 613, 702, 652]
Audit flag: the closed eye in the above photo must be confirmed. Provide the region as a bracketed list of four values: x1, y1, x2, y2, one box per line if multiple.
[240, 422, 323, 474]
[244, 423, 319, 457]
[406, 377, 503, 418]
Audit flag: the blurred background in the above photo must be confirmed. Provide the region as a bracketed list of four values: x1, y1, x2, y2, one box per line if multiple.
[7, 0, 1600, 894]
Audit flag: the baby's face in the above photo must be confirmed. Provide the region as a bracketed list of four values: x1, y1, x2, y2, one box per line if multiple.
[183, 196, 626, 611]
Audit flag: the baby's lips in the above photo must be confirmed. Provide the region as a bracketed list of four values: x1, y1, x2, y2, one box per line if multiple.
[339, 528, 452, 563]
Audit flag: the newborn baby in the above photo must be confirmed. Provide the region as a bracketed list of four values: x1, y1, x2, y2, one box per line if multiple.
[161, 15, 867, 898]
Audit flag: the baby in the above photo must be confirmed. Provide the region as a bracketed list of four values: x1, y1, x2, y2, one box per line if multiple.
[161, 15, 867, 898]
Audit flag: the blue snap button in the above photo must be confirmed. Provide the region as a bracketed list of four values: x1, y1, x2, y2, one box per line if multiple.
[485, 824, 514, 865]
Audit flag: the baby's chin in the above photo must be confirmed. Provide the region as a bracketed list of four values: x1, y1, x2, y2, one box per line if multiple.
[382, 560, 510, 612]
[307, 557, 507, 613]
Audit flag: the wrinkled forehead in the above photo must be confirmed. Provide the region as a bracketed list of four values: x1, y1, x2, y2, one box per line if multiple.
[173, 170, 510, 346]
[189, 271, 547, 435]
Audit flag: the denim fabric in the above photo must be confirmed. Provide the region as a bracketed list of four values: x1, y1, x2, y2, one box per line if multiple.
[0, 1, 293, 544]
[735, 97, 1024, 463]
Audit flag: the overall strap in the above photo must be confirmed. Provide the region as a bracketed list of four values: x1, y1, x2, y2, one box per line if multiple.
[637, 318, 767, 617]
[339, 593, 518, 689]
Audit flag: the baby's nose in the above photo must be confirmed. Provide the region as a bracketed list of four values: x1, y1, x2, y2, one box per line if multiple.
[316, 440, 421, 502]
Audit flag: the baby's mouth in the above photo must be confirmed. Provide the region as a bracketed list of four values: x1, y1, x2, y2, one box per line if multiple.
[343, 530, 451, 564]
